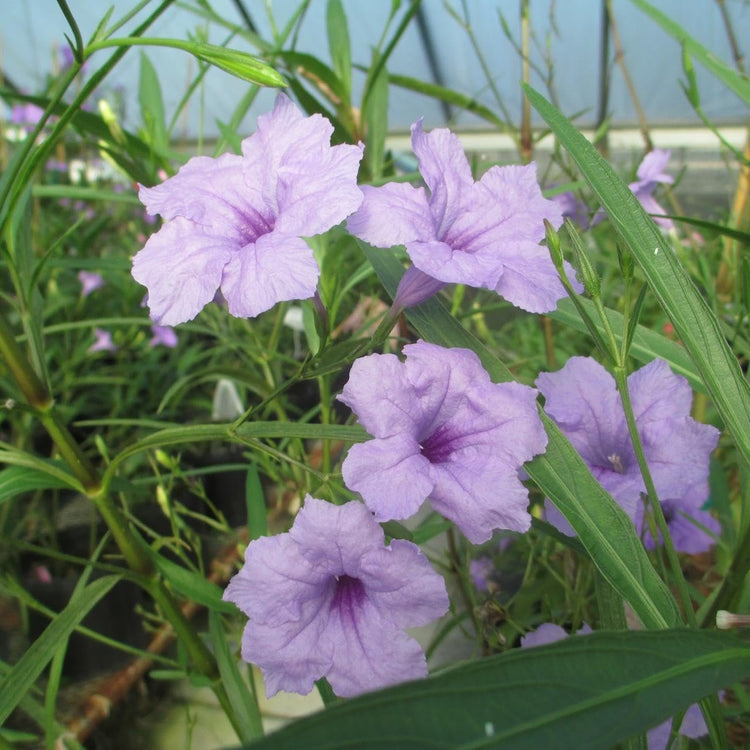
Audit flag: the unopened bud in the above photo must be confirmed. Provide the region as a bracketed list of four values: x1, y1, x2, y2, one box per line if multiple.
[565, 219, 600, 298]
[716, 610, 750, 629]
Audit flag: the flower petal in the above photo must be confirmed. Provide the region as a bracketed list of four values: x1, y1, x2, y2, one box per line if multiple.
[338, 352, 424, 438]
[139, 153, 269, 244]
[360, 539, 449, 629]
[430, 455, 532, 543]
[131, 217, 232, 325]
[347, 182, 435, 248]
[220, 232, 320, 318]
[242, 94, 364, 236]
[628, 358, 693, 423]
[320, 598, 430, 697]
[411, 120, 473, 237]
[536, 357, 629, 470]
[289, 497, 384, 575]
[342, 435, 433, 521]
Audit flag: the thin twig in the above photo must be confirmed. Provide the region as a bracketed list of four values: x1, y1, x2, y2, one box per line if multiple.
[606, 0, 653, 152]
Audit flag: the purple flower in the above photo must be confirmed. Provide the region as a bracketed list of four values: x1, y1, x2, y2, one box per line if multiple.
[149, 325, 178, 348]
[77, 271, 105, 297]
[470, 556, 495, 594]
[348, 120, 577, 313]
[536, 357, 720, 553]
[550, 189, 596, 230]
[338, 341, 548, 544]
[88, 328, 117, 353]
[629, 149, 674, 230]
[10, 103, 44, 129]
[223, 496, 448, 698]
[520, 622, 591, 648]
[646, 703, 707, 749]
[132, 94, 364, 325]
[59, 44, 75, 71]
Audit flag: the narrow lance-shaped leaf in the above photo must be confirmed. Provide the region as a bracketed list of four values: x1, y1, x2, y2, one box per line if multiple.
[523, 84, 750, 467]
[326, 0, 352, 101]
[138, 52, 167, 152]
[241, 629, 749, 750]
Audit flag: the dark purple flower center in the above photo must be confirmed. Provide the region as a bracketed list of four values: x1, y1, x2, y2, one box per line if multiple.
[331, 575, 366, 625]
[237, 207, 275, 244]
[420, 424, 455, 464]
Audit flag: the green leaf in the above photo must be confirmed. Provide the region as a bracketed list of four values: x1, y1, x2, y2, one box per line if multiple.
[151, 553, 236, 614]
[362, 242, 681, 630]
[138, 51, 167, 152]
[106, 421, 369, 483]
[0, 575, 120, 725]
[0, 451, 83, 494]
[0, 464, 76, 505]
[276, 51, 346, 104]
[209, 611, 263, 744]
[362, 51, 389, 179]
[630, 0, 750, 105]
[326, 0, 352, 101]
[524, 84, 750, 468]
[241, 630, 748, 750]
[387, 73, 511, 132]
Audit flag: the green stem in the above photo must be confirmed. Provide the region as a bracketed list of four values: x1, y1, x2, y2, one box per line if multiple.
[318, 374, 332, 476]
[613, 366, 695, 626]
[56, 0, 85, 61]
[150, 580, 246, 740]
[0, 309, 50, 410]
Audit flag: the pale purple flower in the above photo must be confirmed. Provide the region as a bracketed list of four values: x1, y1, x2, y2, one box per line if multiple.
[520, 622, 706, 748]
[223, 496, 449, 698]
[520, 622, 591, 648]
[550, 186, 592, 229]
[88, 328, 116, 353]
[77, 270, 104, 297]
[469, 556, 495, 593]
[149, 325, 178, 348]
[348, 120, 577, 313]
[646, 704, 707, 749]
[10, 103, 44, 129]
[629, 149, 674, 230]
[132, 94, 364, 325]
[338, 341, 548, 544]
[536, 357, 720, 553]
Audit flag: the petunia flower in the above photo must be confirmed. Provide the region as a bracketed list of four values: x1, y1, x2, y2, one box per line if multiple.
[348, 120, 577, 313]
[132, 94, 364, 325]
[629, 149, 674, 230]
[223, 496, 449, 698]
[536, 357, 720, 553]
[521, 623, 706, 748]
[149, 325, 178, 348]
[88, 328, 117, 354]
[338, 340, 548, 544]
[77, 270, 105, 297]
